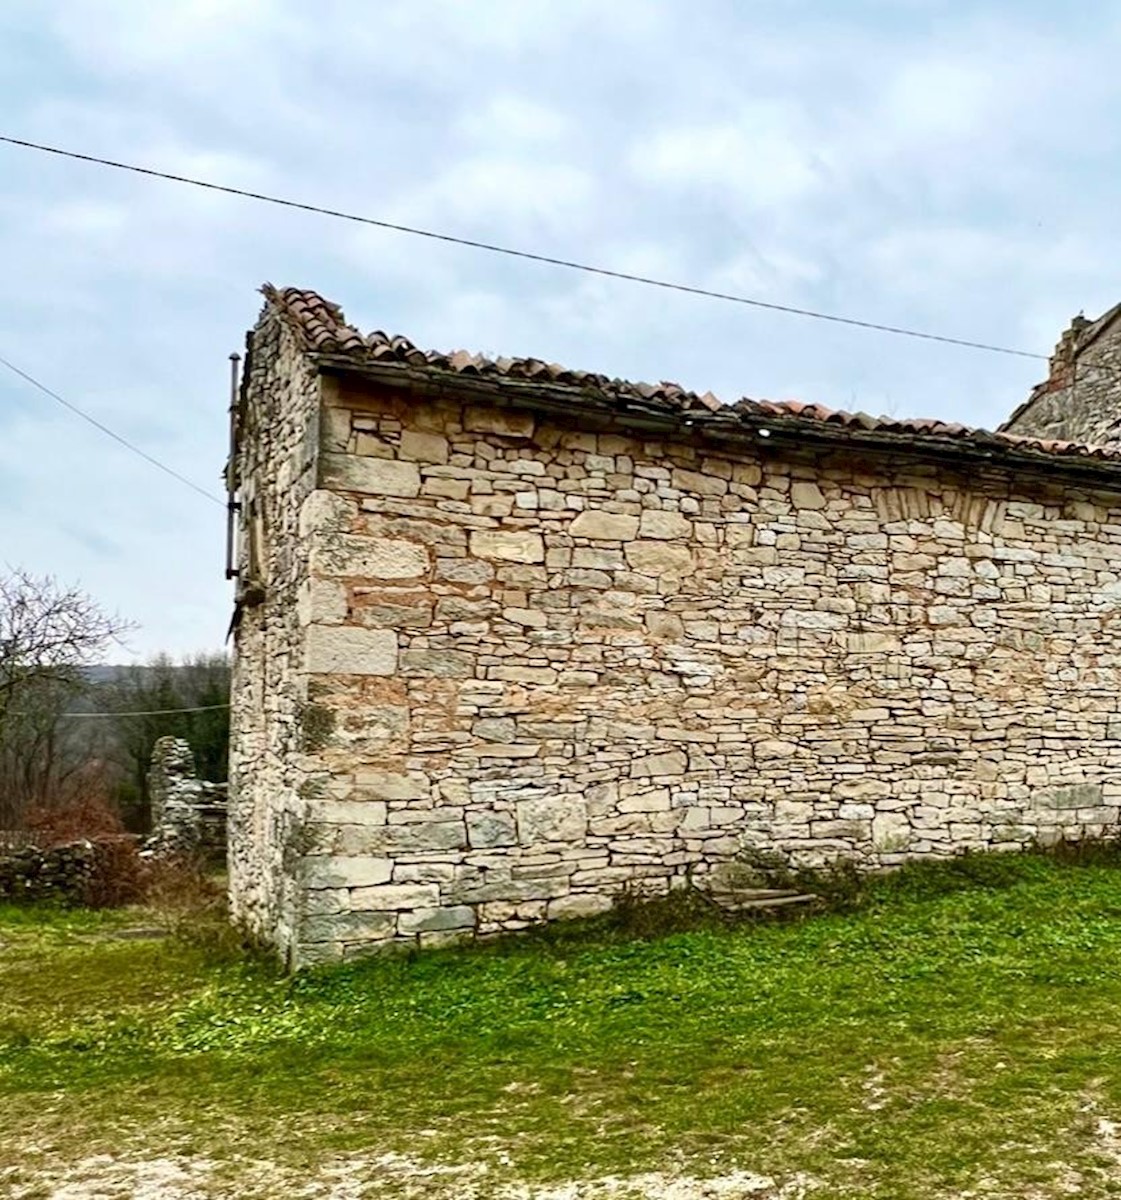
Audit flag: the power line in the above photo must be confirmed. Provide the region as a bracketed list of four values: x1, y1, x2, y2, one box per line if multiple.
[0, 351, 225, 507]
[0, 133, 1050, 364]
[58, 703, 230, 718]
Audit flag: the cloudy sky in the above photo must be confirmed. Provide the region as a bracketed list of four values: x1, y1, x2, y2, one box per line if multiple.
[2, 0, 1120, 660]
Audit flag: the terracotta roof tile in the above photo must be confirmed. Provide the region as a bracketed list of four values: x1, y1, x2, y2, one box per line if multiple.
[261, 284, 1121, 468]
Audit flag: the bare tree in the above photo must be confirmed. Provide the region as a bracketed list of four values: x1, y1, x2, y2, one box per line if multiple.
[0, 569, 130, 826]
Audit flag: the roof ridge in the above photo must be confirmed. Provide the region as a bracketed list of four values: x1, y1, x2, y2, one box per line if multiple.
[258, 284, 1121, 467]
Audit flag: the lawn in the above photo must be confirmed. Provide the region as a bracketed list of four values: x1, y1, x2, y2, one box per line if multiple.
[5, 852, 1121, 1198]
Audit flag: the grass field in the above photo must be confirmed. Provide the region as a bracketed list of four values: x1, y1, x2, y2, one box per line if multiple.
[6, 851, 1121, 1198]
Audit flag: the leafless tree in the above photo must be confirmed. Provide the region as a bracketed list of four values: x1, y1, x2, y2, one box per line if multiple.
[0, 568, 131, 826]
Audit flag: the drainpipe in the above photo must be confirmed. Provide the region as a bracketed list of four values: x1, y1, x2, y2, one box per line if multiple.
[224, 352, 241, 581]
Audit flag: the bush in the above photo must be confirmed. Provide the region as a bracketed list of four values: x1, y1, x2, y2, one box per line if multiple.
[83, 836, 144, 908]
[24, 794, 126, 847]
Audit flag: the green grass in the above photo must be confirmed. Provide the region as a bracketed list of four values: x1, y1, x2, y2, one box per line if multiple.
[6, 852, 1121, 1196]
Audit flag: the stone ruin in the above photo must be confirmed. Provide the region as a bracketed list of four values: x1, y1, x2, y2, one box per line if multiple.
[146, 736, 227, 863]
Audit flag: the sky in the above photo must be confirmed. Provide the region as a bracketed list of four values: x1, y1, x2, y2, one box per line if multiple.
[2, 0, 1121, 660]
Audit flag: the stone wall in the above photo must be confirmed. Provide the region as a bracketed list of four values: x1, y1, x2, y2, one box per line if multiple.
[1003, 312, 1121, 446]
[232, 367, 1121, 965]
[147, 737, 227, 862]
[227, 306, 324, 957]
[0, 840, 99, 904]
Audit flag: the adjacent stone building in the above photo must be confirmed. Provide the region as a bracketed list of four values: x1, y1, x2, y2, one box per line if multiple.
[228, 286, 1121, 966]
[1003, 304, 1121, 447]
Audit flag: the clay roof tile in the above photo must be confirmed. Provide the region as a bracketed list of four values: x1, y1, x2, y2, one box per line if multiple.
[260, 285, 1121, 469]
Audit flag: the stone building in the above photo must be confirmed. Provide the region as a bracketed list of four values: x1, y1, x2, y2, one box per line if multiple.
[1003, 304, 1121, 446]
[228, 286, 1121, 966]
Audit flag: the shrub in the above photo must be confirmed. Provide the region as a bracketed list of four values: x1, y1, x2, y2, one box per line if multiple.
[24, 793, 126, 847]
[83, 836, 144, 908]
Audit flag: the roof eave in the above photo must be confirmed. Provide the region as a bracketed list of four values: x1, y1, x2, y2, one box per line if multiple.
[312, 354, 1121, 491]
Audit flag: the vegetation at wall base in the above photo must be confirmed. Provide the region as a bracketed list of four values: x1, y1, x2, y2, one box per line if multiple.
[7, 844, 1121, 1196]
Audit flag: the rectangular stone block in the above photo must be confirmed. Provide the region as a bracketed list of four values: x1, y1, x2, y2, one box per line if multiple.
[399, 430, 449, 463]
[1033, 782, 1104, 810]
[309, 800, 388, 826]
[467, 810, 518, 848]
[465, 407, 535, 438]
[470, 529, 545, 563]
[639, 510, 692, 539]
[631, 750, 688, 777]
[569, 511, 640, 541]
[305, 625, 398, 675]
[399, 906, 477, 934]
[352, 770, 429, 800]
[303, 856, 393, 888]
[350, 883, 440, 911]
[303, 911, 396, 942]
[320, 453, 421, 497]
[400, 649, 476, 678]
[516, 796, 587, 843]
[310, 533, 429, 580]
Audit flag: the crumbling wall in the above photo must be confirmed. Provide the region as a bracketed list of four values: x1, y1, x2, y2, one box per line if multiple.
[147, 737, 227, 862]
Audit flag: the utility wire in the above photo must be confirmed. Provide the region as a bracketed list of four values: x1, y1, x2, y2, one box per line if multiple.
[0, 351, 225, 507]
[0, 134, 1050, 363]
[57, 703, 230, 718]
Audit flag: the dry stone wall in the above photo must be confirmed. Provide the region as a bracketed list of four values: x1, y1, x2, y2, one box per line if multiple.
[233, 371, 1121, 965]
[0, 840, 99, 904]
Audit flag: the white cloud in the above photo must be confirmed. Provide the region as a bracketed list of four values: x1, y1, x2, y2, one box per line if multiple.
[629, 106, 828, 209]
[3, 0, 1121, 656]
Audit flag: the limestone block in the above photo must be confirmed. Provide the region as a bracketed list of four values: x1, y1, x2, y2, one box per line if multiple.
[350, 883, 440, 911]
[547, 893, 613, 920]
[569, 511, 640, 541]
[303, 911, 396, 942]
[296, 578, 348, 626]
[755, 739, 799, 759]
[631, 750, 688, 777]
[470, 530, 546, 563]
[645, 611, 684, 639]
[1032, 782, 1103, 810]
[320, 453, 421, 498]
[303, 856, 393, 888]
[298, 490, 357, 537]
[310, 533, 429, 580]
[423, 478, 470, 500]
[381, 821, 466, 852]
[834, 778, 891, 800]
[400, 649, 476, 678]
[399, 906, 477, 933]
[472, 717, 517, 742]
[467, 810, 518, 848]
[309, 800, 388, 826]
[303, 889, 349, 915]
[639, 510, 692, 539]
[491, 666, 557, 684]
[465, 407, 535, 438]
[305, 625, 397, 675]
[791, 481, 826, 509]
[624, 542, 693, 577]
[353, 770, 429, 800]
[517, 796, 588, 844]
[671, 468, 727, 496]
[399, 430, 449, 463]
[503, 607, 549, 627]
